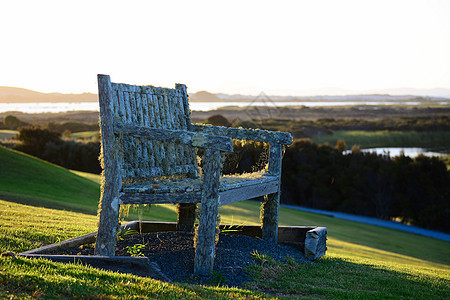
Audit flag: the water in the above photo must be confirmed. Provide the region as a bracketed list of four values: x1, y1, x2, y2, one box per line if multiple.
[0, 102, 100, 113]
[0, 100, 437, 114]
[345, 147, 447, 158]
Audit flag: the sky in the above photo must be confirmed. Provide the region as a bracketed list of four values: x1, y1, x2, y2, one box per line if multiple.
[1, 0, 450, 96]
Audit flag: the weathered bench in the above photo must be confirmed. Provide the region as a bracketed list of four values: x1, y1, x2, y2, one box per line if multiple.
[95, 74, 292, 275]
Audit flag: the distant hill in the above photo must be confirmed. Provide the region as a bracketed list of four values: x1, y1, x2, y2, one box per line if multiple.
[364, 87, 450, 98]
[0, 87, 98, 103]
[1, 86, 449, 104]
[189, 90, 222, 102]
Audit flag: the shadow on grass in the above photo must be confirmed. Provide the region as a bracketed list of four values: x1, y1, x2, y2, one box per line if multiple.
[0, 192, 179, 224]
[244, 255, 449, 299]
[0, 257, 260, 299]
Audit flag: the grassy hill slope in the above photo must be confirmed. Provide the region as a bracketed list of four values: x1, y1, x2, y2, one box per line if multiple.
[0, 146, 449, 298]
[0, 146, 100, 214]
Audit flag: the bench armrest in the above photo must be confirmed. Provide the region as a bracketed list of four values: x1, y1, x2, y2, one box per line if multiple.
[191, 124, 292, 145]
[114, 123, 233, 152]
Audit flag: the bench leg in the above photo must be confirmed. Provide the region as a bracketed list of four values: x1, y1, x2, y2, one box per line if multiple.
[176, 203, 197, 232]
[261, 144, 282, 243]
[194, 149, 221, 275]
[95, 187, 120, 256]
[261, 192, 280, 242]
[96, 74, 121, 256]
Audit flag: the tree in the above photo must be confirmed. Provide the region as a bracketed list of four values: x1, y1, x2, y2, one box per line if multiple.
[15, 127, 61, 156]
[3, 115, 21, 129]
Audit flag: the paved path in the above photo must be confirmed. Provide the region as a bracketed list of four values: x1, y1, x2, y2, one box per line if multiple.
[281, 204, 450, 242]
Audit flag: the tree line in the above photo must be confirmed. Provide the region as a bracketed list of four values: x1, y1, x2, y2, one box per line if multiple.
[222, 139, 449, 233]
[281, 140, 449, 233]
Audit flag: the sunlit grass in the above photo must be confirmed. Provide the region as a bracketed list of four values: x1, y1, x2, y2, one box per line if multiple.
[70, 130, 99, 139]
[0, 200, 97, 253]
[69, 170, 101, 184]
[311, 130, 450, 150]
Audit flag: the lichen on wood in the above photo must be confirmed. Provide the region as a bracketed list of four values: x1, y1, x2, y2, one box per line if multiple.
[194, 148, 221, 275]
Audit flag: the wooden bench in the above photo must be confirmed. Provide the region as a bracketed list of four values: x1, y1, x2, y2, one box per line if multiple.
[95, 74, 292, 275]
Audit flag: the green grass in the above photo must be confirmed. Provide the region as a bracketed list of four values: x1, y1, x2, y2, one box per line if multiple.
[0, 146, 178, 222]
[1, 200, 449, 298]
[311, 130, 450, 150]
[0, 200, 98, 254]
[1, 145, 449, 298]
[0, 146, 100, 215]
[70, 130, 99, 139]
[0, 200, 266, 299]
[69, 169, 102, 184]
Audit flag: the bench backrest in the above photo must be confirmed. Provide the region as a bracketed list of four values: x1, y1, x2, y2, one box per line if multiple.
[105, 82, 198, 183]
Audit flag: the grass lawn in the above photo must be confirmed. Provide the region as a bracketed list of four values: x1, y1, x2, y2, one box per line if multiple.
[311, 130, 450, 150]
[1, 199, 449, 299]
[1, 146, 449, 298]
[70, 130, 99, 140]
[0, 146, 100, 215]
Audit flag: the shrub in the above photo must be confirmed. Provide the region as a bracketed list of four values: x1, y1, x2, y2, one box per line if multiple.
[15, 127, 61, 156]
[205, 114, 231, 127]
[2, 115, 28, 130]
[3, 115, 21, 129]
[15, 127, 101, 174]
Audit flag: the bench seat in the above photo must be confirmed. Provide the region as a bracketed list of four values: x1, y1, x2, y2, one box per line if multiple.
[120, 173, 279, 207]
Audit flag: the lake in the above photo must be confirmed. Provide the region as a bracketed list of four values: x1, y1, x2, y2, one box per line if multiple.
[0, 100, 440, 114]
[345, 147, 448, 158]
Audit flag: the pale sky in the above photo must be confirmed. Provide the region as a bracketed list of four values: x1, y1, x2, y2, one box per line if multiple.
[1, 0, 450, 96]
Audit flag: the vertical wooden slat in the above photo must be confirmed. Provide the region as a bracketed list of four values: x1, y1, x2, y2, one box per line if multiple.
[261, 144, 283, 242]
[123, 91, 132, 123]
[175, 92, 189, 173]
[141, 93, 155, 170]
[157, 94, 173, 175]
[168, 93, 184, 173]
[111, 89, 120, 122]
[164, 94, 177, 173]
[177, 83, 197, 177]
[176, 84, 192, 130]
[152, 94, 164, 176]
[129, 91, 140, 178]
[95, 74, 122, 256]
[135, 92, 150, 177]
[115, 89, 126, 178]
[122, 91, 133, 178]
[194, 148, 221, 275]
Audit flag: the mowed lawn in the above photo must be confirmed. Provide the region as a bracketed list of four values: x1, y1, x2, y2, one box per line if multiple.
[0, 145, 449, 298]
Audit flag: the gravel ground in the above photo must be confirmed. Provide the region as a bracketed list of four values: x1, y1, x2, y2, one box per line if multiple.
[52, 231, 307, 287]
